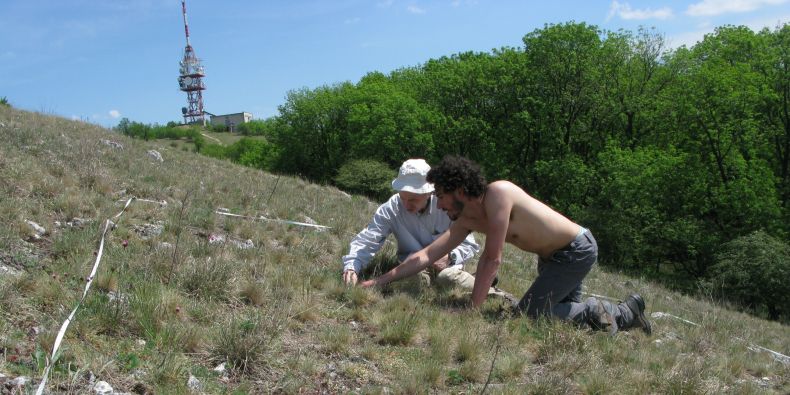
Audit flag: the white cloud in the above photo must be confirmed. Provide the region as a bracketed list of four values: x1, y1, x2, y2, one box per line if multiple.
[666, 29, 713, 48]
[109, 109, 121, 118]
[607, 1, 673, 21]
[686, 0, 789, 16]
[667, 13, 789, 49]
[407, 5, 426, 14]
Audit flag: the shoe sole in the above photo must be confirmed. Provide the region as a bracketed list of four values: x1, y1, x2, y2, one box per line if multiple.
[626, 294, 652, 335]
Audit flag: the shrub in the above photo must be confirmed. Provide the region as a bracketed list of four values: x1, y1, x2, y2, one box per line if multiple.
[236, 118, 276, 137]
[0, 96, 10, 107]
[334, 159, 395, 202]
[225, 138, 276, 170]
[200, 143, 226, 159]
[705, 230, 790, 320]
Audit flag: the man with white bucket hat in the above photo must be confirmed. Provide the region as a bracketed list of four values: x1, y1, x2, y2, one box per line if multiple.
[342, 159, 515, 300]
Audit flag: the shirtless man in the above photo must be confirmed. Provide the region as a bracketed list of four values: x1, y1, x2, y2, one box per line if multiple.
[361, 156, 651, 334]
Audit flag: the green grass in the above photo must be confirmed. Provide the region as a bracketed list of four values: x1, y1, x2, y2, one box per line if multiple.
[0, 105, 788, 393]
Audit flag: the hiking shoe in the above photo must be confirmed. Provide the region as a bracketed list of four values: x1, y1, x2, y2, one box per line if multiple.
[623, 294, 652, 335]
[491, 287, 518, 307]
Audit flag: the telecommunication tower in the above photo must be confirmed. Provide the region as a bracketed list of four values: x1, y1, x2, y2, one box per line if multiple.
[178, 0, 206, 125]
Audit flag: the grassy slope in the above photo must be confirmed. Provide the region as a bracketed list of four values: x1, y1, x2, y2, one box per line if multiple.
[0, 106, 787, 394]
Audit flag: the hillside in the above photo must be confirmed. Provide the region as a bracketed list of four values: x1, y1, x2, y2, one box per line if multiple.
[0, 106, 788, 394]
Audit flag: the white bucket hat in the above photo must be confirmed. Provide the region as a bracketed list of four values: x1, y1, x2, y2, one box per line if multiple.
[391, 159, 434, 194]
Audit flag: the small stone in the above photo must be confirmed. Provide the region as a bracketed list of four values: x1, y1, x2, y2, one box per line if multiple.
[146, 150, 164, 162]
[94, 380, 113, 395]
[213, 362, 226, 373]
[67, 217, 90, 228]
[100, 139, 124, 149]
[187, 374, 202, 392]
[86, 371, 96, 386]
[107, 291, 127, 303]
[25, 220, 46, 236]
[232, 239, 254, 250]
[136, 339, 146, 347]
[132, 223, 164, 240]
[208, 234, 225, 245]
[10, 376, 29, 387]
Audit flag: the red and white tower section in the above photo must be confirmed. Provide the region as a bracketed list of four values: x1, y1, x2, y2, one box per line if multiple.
[178, 0, 206, 125]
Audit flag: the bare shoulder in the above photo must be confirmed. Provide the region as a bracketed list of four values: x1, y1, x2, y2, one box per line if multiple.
[486, 180, 527, 200]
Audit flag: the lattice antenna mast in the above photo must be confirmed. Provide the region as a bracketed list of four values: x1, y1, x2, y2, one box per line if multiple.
[178, 0, 206, 125]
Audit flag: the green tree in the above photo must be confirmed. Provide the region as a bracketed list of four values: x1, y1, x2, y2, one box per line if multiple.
[522, 22, 604, 163]
[272, 84, 354, 182]
[347, 73, 437, 166]
[756, 24, 790, 223]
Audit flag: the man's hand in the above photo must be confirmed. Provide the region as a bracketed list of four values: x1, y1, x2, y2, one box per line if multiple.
[429, 254, 451, 272]
[359, 279, 376, 288]
[343, 269, 358, 286]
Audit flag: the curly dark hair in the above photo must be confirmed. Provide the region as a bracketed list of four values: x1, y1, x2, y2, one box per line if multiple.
[426, 155, 487, 197]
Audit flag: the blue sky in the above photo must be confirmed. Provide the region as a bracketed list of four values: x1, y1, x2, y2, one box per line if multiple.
[1, 1, 788, 128]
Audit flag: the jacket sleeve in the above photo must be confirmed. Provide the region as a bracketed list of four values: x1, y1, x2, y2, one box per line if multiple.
[450, 232, 479, 266]
[341, 203, 394, 273]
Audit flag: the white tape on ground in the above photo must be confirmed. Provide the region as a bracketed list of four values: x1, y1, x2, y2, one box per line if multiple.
[650, 311, 701, 326]
[215, 210, 331, 230]
[36, 198, 135, 395]
[651, 311, 790, 365]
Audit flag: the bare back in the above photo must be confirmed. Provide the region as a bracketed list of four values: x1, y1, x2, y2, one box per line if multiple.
[458, 181, 580, 258]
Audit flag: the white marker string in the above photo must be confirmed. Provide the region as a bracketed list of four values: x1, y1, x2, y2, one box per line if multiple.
[116, 198, 167, 206]
[36, 198, 135, 395]
[651, 311, 789, 365]
[215, 210, 331, 230]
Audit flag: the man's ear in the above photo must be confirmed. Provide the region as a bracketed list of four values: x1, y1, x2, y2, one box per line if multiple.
[455, 188, 467, 200]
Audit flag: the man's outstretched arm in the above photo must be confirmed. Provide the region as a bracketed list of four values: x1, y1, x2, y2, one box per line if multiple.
[360, 222, 469, 288]
[470, 187, 512, 307]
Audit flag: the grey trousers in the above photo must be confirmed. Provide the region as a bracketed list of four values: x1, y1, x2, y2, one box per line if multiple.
[515, 228, 618, 325]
